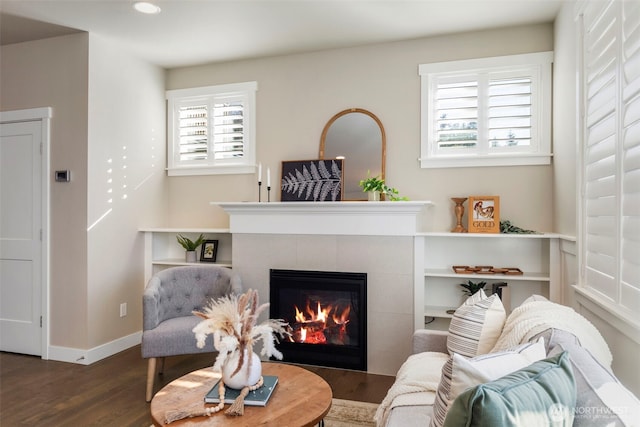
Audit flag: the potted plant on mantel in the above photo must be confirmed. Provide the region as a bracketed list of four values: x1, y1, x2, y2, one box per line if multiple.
[358, 172, 408, 201]
[177, 233, 204, 263]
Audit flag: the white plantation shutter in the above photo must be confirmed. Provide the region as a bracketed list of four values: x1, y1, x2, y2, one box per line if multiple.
[212, 97, 246, 160]
[178, 103, 208, 161]
[420, 52, 552, 168]
[621, 0, 640, 312]
[167, 82, 256, 176]
[435, 79, 478, 149]
[580, 0, 640, 314]
[488, 77, 532, 148]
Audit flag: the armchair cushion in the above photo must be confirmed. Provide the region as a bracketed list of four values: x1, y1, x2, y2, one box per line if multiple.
[141, 316, 213, 358]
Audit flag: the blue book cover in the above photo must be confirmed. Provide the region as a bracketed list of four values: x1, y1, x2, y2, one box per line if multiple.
[204, 375, 278, 406]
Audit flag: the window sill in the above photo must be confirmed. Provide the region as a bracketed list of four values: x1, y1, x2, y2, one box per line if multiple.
[419, 153, 552, 169]
[167, 164, 256, 176]
[573, 285, 640, 345]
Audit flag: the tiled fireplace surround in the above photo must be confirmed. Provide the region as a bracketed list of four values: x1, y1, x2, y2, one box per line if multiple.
[219, 201, 432, 376]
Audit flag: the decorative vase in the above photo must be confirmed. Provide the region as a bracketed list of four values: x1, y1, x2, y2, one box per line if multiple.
[222, 349, 262, 390]
[368, 191, 380, 201]
[185, 250, 197, 263]
[451, 197, 468, 233]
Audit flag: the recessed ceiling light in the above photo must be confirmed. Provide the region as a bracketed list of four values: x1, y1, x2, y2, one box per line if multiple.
[133, 2, 161, 14]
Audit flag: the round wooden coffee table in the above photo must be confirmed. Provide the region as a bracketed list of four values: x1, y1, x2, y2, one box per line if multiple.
[150, 362, 333, 426]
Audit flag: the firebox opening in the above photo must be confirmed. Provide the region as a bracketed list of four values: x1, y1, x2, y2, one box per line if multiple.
[270, 269, 367, 371]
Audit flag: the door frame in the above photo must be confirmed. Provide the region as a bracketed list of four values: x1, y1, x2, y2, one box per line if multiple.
[0, 107, 51, 359]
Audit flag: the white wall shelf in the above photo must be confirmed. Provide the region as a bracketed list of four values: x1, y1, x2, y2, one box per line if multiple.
[424, 269, 550, 281]
[415, 232, 561, 330]
[140, 228, 232, 285]
[424, 305, 457, 318]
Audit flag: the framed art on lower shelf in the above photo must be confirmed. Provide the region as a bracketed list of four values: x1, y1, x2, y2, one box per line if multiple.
[200, 240, 218, 262]
[468, 195, 500, 233]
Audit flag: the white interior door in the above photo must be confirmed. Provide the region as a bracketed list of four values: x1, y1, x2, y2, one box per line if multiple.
[0, 119, 43, 356]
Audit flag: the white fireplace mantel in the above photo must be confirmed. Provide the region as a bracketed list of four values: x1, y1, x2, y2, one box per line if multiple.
[216, 201, 433, 236]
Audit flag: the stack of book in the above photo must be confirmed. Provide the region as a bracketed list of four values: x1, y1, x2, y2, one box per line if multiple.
[204, 376, 278, 406]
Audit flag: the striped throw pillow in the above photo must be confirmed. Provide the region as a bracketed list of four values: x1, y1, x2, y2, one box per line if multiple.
[447, 289, 506, 358]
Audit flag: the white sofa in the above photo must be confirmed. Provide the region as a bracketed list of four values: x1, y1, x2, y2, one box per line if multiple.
[376, 295, 639, 427]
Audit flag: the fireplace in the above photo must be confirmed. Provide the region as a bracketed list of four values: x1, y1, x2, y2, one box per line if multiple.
[269, 269, 367, 371]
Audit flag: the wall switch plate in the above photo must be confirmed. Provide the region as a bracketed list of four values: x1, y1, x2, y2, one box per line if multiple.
[120, 303, 127, 317]
[55, 170, 71, 182]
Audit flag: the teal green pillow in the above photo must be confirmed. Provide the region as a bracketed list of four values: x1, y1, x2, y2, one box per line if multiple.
[443, 352, 576, 427]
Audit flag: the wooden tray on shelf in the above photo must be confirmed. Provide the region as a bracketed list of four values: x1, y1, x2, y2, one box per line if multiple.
[452, 266, 523, 275]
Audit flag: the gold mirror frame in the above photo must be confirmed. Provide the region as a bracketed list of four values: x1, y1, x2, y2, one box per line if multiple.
[319, 108, 386, 201]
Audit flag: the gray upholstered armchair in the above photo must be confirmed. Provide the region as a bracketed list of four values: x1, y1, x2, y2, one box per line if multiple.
[142, 265, 242, 401]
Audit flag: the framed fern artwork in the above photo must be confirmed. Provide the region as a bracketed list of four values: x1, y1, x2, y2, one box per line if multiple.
[280, 159, 343, 202]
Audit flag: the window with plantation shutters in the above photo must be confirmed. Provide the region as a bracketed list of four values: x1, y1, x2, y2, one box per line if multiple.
[419, 52, 552, 168]
[167, 81, 257, 176]
[578, 0, 640, 320]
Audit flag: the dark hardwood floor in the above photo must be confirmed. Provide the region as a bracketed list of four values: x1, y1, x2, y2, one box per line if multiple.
[0, 346, 395, 426]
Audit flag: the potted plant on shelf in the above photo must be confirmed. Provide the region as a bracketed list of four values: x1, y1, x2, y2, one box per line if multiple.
[176, 233, 205, 263]
[459, 280, 487, 296]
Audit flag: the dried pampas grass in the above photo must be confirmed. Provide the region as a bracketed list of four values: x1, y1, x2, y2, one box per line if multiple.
[192, 289, 290, 376]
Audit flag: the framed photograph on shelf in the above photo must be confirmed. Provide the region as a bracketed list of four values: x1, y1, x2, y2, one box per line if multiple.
[280, 159, 343, 202]
[200, 240, 218, 262]
[468, 196, 500, 233]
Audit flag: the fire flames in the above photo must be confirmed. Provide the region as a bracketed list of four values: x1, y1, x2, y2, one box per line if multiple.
[290, 300, 351, 345]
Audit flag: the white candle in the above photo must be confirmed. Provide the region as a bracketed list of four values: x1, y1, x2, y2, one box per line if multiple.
[258, 163, 262, 183]
[267, 167, 271, 187]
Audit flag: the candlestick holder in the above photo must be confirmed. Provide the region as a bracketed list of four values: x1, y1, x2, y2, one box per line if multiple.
[451, 197, 468, 233]
[258, 181, 262, 202]
[267, 186, 271, 202]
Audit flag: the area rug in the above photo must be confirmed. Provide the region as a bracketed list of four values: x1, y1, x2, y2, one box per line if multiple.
[323, 398, 379, 427]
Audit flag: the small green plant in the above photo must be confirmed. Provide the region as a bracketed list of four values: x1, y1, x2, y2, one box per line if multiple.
[460, 280, 487, 296]
[358, 173, 386, 193]
[176, 233, 205, 251]
[358, 172, 408, 201]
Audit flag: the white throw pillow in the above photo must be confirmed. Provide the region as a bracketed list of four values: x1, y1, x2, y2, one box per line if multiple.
[430, 337, 547, 427]
[449, 336, 546, 397]
[447, 289, 506, 358]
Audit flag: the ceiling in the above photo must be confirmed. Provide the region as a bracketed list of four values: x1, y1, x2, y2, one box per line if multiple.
[0, 0, 565, 69]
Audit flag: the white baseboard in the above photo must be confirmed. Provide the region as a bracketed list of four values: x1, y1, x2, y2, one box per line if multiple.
[47, 331, 142, 365]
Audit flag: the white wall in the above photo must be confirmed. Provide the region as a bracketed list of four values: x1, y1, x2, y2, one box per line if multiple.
[552, 2, 578, 236]
[1, 33, 90, 349]
[166, 24, 555, 233]
[87, 34, 167, 347]
[1, 32, 167, 357]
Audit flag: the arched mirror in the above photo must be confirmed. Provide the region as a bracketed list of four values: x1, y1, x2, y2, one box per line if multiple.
[319, 108, 386, 200]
